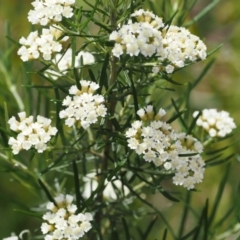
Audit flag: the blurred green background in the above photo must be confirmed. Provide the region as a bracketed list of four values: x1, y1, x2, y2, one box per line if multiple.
[0, 0, 240, 239]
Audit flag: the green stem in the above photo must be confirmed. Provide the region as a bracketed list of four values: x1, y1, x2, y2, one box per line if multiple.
[94, 0, 119, 236]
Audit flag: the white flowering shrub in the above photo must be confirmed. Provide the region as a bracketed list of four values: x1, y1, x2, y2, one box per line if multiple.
[1, 0, 239, 239]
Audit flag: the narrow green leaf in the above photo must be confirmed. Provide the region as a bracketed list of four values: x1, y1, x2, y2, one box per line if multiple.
[88, 69, 97, 83]
[164, 10, 179, 28]
[0, 124, 9, 147]
[160, 73, 184, 85]
[83, 0, 109, 17]
[167, 109, 187, 124]
[157, 86, 175, 91]
[162, 228, 168, 240]
[204, 153, 222, 164]
[72, 160, 82, 212]
[123, 181, 176, 239]
[205, 154, 234, 167]
[192, 199, 208, 240]
[38, 63, 51, 73]
[208, 164, 230, 226]
[22, 85, 58, 89]
[87, 16, 112, 32]
[130, 76, 139, 120]
[110, 117, 121, 131]
[191, 59, 215, 90]
[187, 111, 201, 135]
[110, 220, 120, 240]
[82, 176, 105, 209]
[38, 178, 57, 206]
[179, 152, 199, 157]
[203, 200, 209, 240]
[71, 36, 76, 72]
[121, 217, 130, 240]
[207, 44, 223, 58]
[36, 90, 41, 116]
[4, 102, 10, 133]
[73, 67, 81, 89]
[157, 186, 180, 202]
[180, 226, 199, 240]
[13, 209, 42, 218]
[5, 35, 21, 46]
[205, 140, 240, 155]
[170, 98, 188, 130]
[184, 0, 221, 27]
[41, 152, 67, 174]
[178, 191, 191, 238]
[99, 52, 109, 92]
[214, 206, 234, 229]
[53, 88, 66, 146]
[107, 165, 122, 181]
[142, 216, 158, 240]
[37, 71, 69, 94]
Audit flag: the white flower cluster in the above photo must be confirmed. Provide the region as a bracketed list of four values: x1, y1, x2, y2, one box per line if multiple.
[2, 234, 18, 240]
[45, 48, 95, 80]
[18, 28, 63, 61]
[82, 172, 130, 200]
[110, 9, 207, 74]
[109, 9, 164, 58]
[41, 194, 92, 240]
[8, 112, 57, 154]
[193, 109, 236, 138]
[155, 26, 207, 74]
[59, 80, 107, 129]
[126, 106, 205, 190]
[28, 0, 75, 26]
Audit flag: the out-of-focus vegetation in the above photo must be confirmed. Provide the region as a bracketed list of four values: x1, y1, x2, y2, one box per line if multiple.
[0, 0, 240, 239]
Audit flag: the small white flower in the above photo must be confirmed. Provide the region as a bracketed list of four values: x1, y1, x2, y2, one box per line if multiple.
[59, 80, 107, 129]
